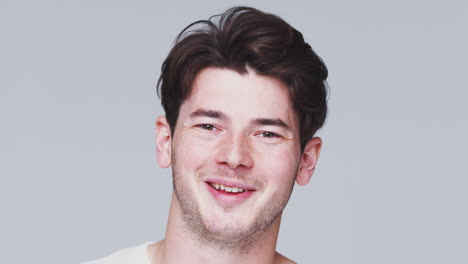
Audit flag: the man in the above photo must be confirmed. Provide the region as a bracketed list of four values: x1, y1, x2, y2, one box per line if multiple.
[86, 6, 328, 264]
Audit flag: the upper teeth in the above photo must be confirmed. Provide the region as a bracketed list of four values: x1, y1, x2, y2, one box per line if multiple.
[211, 183, 245, 193]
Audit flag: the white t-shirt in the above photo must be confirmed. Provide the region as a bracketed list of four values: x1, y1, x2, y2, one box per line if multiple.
[82, 242, 153, 264]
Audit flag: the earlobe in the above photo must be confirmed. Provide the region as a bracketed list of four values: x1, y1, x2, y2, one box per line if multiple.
[296, 137, 322, 186]
[156, 116, 172, 168]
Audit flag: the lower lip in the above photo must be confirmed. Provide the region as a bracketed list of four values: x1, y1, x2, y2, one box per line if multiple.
[205, 182, 254, 207]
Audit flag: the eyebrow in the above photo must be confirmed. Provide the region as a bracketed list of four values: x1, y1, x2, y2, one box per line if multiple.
[189, 108, 227, 119]
[251, 118, 290, 130]
[188, 108, 290, 130]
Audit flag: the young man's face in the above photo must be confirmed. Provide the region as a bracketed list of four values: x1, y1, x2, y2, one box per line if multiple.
[157, 67, 320, 246]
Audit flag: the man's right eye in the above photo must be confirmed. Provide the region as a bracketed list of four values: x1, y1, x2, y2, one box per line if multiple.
[197, 124, 216, 131]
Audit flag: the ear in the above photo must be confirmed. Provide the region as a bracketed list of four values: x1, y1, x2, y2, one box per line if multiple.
[296, 137, 322, 186]
[156, 116, 172, 168]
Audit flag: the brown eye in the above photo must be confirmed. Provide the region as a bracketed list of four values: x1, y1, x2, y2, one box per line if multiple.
[262, 132, 279, 138]
[199, 124, 215, 130]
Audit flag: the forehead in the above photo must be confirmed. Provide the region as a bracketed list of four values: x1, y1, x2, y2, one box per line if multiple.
[181, 67, 297, 125]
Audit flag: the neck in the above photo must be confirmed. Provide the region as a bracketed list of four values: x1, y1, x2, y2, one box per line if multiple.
[149, 193, 283, 264]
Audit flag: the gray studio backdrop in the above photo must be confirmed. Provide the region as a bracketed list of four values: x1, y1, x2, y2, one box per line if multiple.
[1, 0, 467, 263]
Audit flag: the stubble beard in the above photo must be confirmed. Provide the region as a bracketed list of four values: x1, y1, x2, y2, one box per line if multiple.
[171, 151, 298, 252]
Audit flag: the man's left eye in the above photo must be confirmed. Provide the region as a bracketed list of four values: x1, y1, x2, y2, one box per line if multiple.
[261, 131, 281, 138]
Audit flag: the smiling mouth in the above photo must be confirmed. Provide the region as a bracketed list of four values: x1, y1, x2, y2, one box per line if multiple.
[206, 181, 254, 194]
[205, 180, 256, 206]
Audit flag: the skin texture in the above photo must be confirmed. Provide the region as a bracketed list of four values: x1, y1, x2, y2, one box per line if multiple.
[154, 67, 322, 264]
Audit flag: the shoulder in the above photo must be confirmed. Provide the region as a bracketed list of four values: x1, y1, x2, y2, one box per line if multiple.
[275, 252, 297, 264]
[82, 242, 153, 264]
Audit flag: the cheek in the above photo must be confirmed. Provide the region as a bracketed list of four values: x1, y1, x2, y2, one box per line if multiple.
[259, 145, 301, 185]
[173, 134, 217, 171]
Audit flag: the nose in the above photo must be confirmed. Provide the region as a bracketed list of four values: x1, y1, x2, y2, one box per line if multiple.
[215, 133, 254, 169]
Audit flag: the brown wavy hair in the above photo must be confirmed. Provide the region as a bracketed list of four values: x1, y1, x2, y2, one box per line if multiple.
[157, 6, 328, 151]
